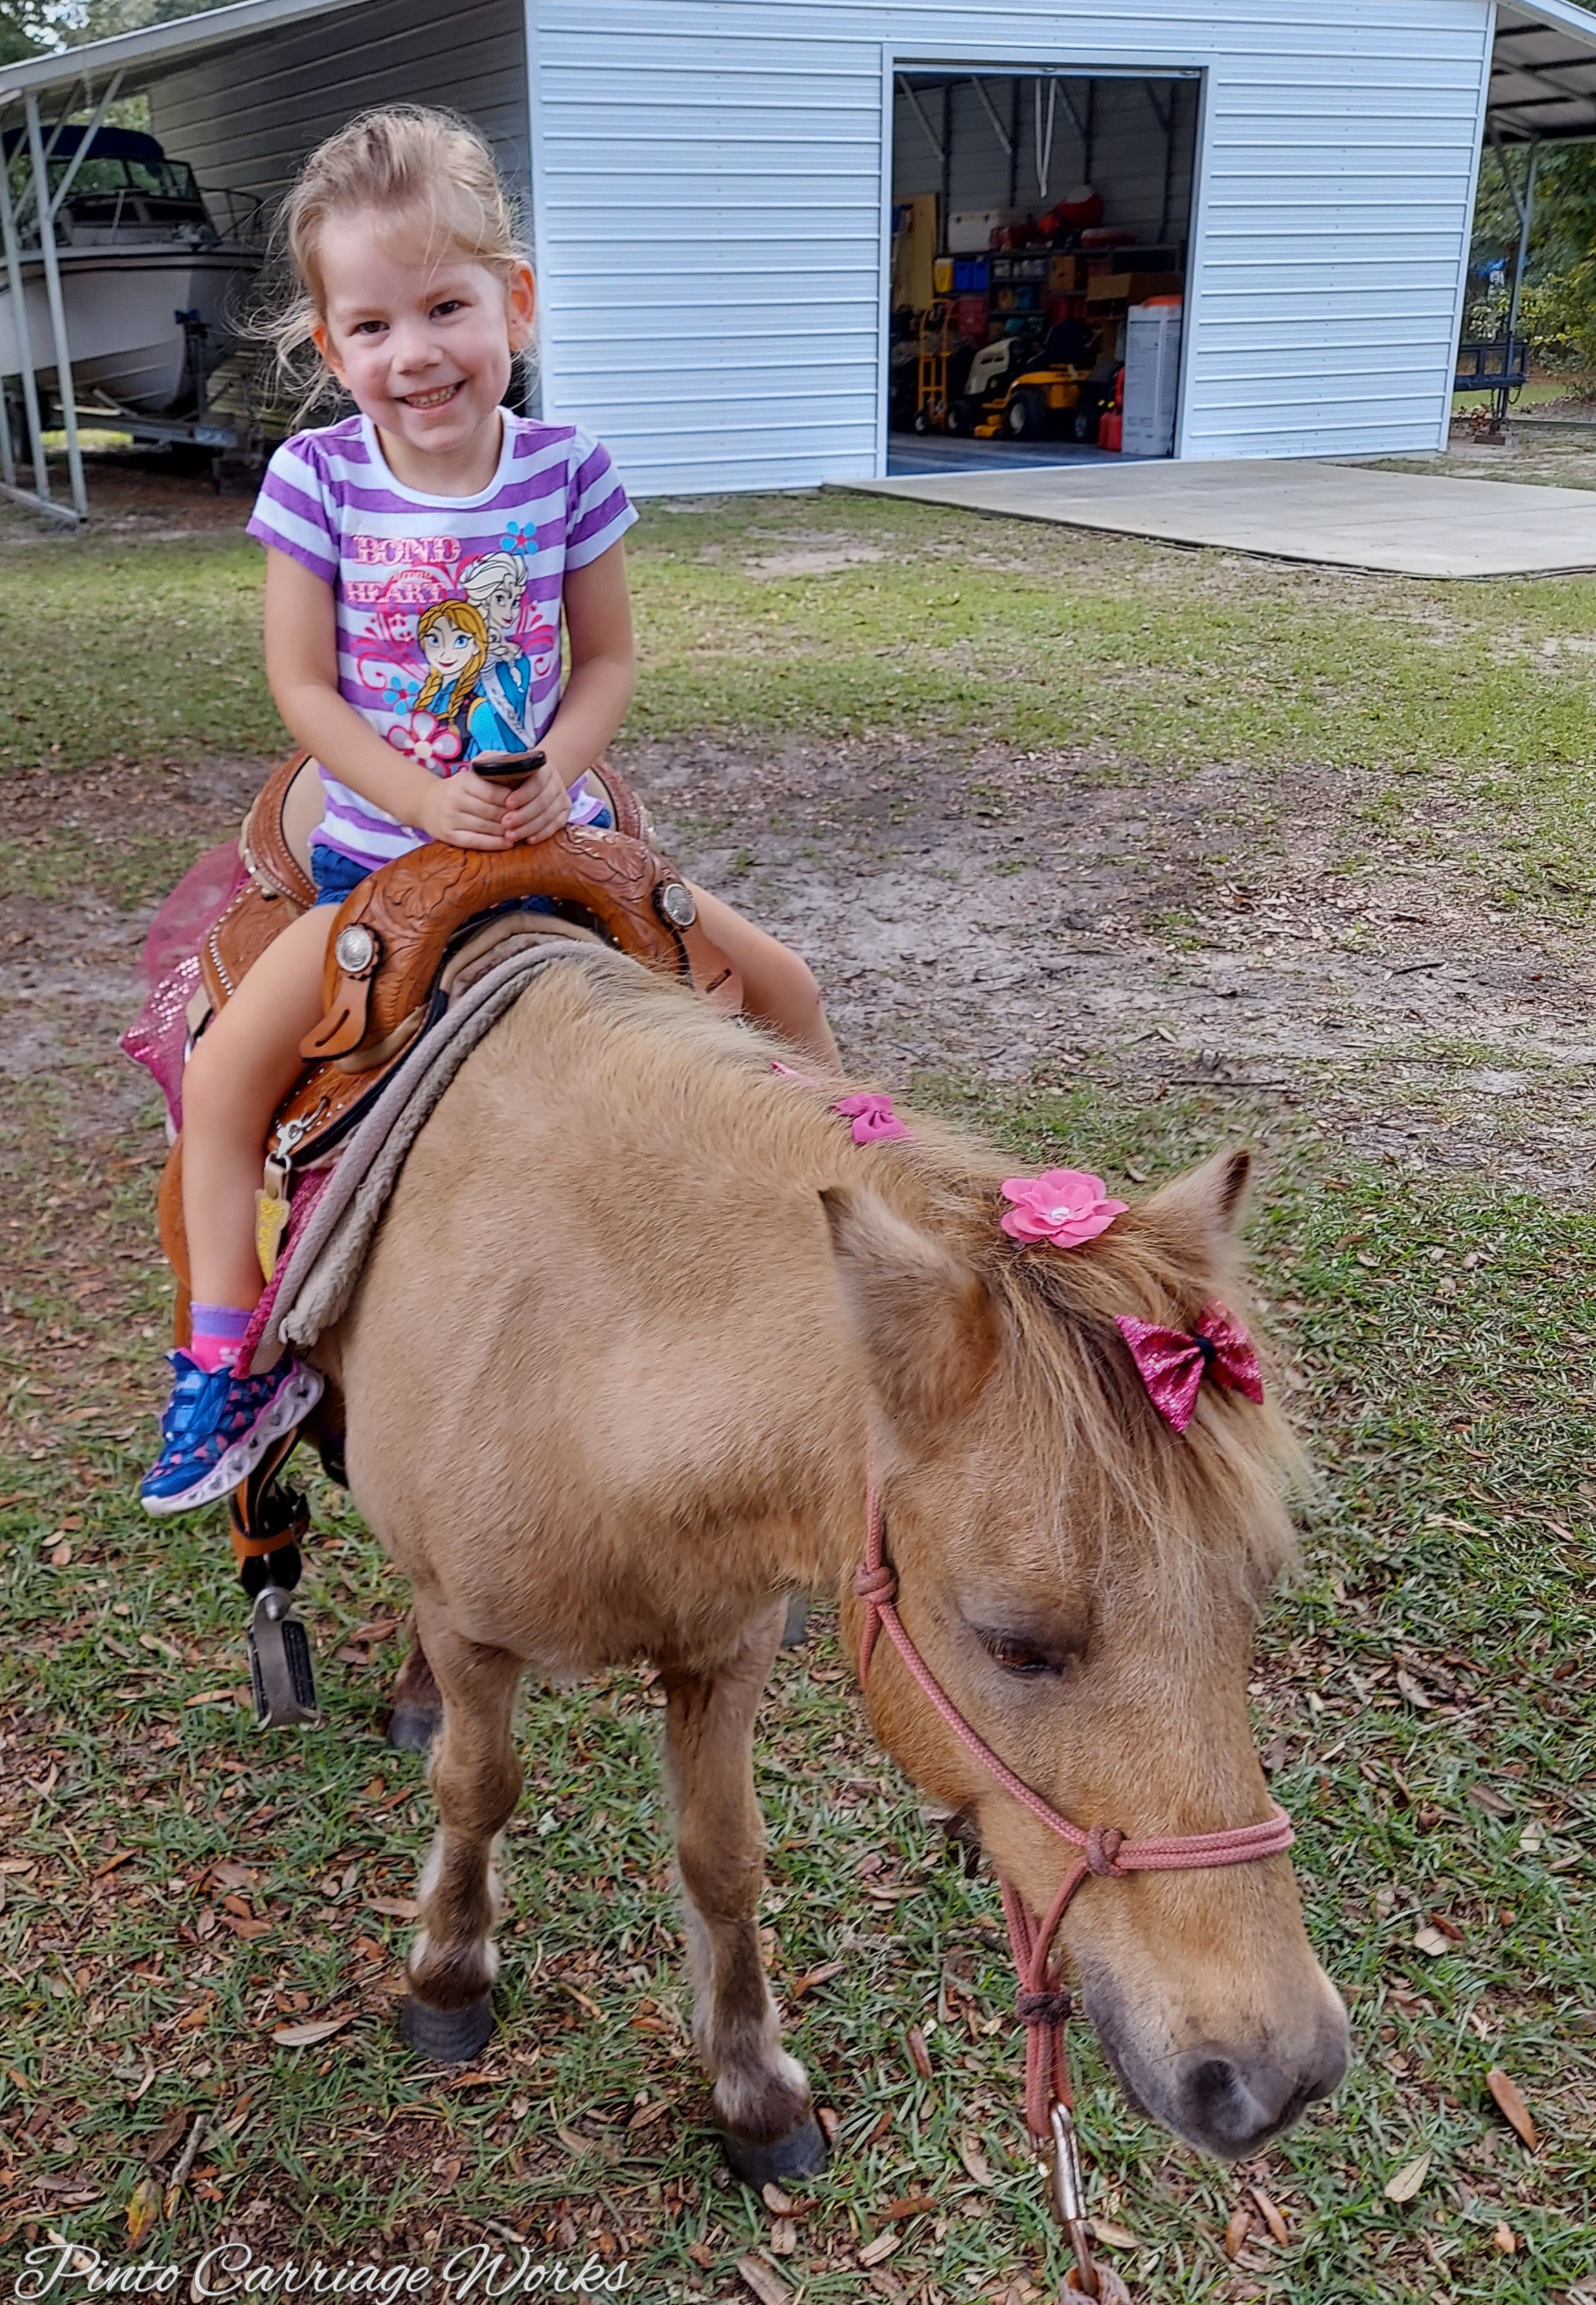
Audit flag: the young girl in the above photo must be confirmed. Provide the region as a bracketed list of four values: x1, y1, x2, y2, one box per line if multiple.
[142, 105, 839, 1515]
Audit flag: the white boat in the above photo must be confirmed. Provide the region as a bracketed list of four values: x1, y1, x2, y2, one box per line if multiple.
[0, 124, 260, 416]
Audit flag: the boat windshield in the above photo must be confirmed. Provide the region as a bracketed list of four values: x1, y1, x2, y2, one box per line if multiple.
[5, 151, 210, 220]
[59, 155, 205, 201]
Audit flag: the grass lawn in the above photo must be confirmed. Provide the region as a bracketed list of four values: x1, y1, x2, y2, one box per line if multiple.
[1, 481, 1592, 2303]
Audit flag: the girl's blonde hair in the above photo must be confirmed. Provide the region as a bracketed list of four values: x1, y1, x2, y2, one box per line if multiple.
[414, 598, 490, 721]
[267, 105, 530, 404]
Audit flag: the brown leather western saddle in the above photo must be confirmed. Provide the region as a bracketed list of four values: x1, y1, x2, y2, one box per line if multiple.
[157, 752, 741, 1329]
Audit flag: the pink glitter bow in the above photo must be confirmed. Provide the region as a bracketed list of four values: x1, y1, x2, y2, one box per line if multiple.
[832, 1092, 912, 1145]
[1000, 1169, 1127, 1249]
[1115, 1301, 1264, 1434]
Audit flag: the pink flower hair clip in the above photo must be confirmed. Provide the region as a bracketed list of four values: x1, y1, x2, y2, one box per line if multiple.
[999, 1169, 1127, 1250]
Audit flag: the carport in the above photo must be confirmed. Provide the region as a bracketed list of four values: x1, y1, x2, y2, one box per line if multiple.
[1472, 3, 1596, 395]
[0, 0, 516, 523]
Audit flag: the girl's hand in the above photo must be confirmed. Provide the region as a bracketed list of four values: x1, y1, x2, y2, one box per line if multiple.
[417, 768, 513, 851]
[497, 756, 574, 846]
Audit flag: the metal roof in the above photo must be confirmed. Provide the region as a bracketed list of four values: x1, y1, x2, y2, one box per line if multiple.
[1490, 1, 1596, 144]
[0, 0, 363, 104]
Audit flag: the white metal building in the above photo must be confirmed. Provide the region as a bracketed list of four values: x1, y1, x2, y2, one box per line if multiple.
[5, 0, 1596, 515]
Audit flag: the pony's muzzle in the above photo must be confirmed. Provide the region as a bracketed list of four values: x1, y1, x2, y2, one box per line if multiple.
[1086, 1970, 1350, 2160]
[1165, 2009, 1349, 2157]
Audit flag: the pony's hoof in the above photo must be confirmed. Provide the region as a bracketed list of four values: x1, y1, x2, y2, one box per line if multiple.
[780, 1595, 810, 1648]
[387, 1702, 441, 1753]
[720, 2111, 829, 2188]
[399, 1992, 494, 2064]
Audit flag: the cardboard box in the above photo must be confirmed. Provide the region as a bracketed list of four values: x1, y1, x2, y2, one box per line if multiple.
[1048, 253, 1088, 293]
[1085, 270, 1184, 307]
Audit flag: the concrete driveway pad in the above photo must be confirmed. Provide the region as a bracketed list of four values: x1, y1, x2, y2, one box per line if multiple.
[840, 458, 1596, 578]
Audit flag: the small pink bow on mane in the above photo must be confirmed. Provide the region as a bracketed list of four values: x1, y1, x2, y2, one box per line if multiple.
[1116, 1301, 1264, 1434]
[832, 1092, 912, 1145]
[770, 1065, 914, 1145]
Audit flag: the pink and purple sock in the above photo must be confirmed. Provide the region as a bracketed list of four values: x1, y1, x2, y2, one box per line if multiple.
[187, 1303, 254, 1375]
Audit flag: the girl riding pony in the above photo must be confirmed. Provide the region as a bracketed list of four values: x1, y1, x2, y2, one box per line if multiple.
[142, 104, 838, 1514]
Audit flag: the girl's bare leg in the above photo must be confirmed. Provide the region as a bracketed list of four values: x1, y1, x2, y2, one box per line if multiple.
[688, 886, 839, 1071]
[181, 903, 333, 1311]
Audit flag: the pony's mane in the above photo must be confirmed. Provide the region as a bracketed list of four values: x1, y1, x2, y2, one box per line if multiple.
[570, 950, 1303, 1617]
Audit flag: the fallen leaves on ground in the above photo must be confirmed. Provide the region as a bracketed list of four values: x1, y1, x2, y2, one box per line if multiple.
[1250, 2186, 1289, 2245]
[125, 2174, 161, 2245]
[957, 2133, 991, 2185]
[737, 2253, 791, 2305]
[270, 2013, 354, 2048]
[140, 2106, 189, 2166]
[1384, 2151, 1432, 2204]
[1487, 2065, 1539, 2150]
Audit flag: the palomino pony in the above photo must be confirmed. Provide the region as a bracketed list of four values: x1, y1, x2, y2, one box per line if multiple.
[319, 943, 1347, 2202]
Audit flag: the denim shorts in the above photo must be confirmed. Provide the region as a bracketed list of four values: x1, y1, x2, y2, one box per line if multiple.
[311, 844, 372, 908]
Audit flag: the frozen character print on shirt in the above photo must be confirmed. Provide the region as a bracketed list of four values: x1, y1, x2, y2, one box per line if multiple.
[368, 551, 561, 772]
[416, 598, 491, 727]
[459, 549, 557, 754]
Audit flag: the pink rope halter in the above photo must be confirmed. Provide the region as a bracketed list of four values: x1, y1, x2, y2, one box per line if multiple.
[776, 1066, 1295, 2294]
[852, 1474, 1294, 2175]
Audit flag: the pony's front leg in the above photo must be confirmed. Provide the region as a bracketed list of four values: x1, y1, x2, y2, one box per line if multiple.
[662, 1602, 829, 2185]
[399, 1611, 524, 2065]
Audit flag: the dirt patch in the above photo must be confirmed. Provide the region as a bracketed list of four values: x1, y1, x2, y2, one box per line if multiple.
[1368, 417, 1596, 493]
[744, 541, 889, 577]
[631, 734, 1596, 1192]
[5, 733, 1593, 1202]
[0, 450, 256, 545]
[0, 757, 265, 1154]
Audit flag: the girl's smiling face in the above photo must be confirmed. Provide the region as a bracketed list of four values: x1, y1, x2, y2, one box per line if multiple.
[420, 614, 478, 677]
[311, 210, 535, 488]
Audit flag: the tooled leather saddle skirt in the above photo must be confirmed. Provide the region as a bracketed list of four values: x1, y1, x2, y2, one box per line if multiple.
[157, 754, 741, 1329]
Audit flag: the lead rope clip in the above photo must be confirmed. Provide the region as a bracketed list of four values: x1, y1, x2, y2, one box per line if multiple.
[1048, 2104, 1132, 2302]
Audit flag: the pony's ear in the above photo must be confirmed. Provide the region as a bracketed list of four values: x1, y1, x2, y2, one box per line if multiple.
[821, 1186, 999, 1442]
[1141, 1145, 1252, 1268]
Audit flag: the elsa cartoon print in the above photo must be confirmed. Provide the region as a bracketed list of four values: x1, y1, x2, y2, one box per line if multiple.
[459, 550, 548, 753]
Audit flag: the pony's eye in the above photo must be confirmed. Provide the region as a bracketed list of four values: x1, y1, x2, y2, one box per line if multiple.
[978, 1630, 1062, 1678]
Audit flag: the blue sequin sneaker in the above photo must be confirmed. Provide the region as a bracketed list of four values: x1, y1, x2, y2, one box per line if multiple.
[140, 1351, 324, 1516]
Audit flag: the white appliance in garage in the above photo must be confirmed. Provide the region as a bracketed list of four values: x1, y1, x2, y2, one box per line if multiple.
[1121, 300, 1183, 459]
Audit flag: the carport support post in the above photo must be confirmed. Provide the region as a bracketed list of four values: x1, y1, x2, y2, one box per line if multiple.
[1507, 139, 1540, 343]
[0, 119, 54, 512]
[25, 91, 86, 517]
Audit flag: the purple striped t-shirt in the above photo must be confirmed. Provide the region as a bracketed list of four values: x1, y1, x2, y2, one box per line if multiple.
[247, 412, 638, 868]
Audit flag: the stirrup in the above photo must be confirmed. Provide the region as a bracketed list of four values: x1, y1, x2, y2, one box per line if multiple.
[230, 1426, 320, 1729]
[248, 1585, 320, 1729]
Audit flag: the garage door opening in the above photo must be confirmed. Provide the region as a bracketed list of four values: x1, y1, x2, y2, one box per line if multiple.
[889, 69, 1198, 475]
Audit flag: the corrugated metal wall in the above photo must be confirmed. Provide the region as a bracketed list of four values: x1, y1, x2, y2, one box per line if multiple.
[530, 0, 1494, 491]
[150, 0, 529, 228]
